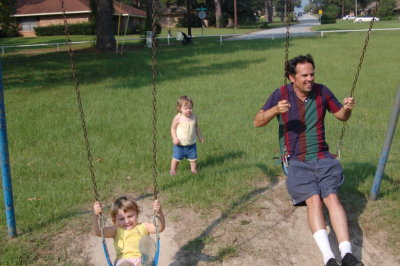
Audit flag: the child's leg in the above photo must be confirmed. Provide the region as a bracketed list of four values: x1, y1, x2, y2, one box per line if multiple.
[189, 160, 197, 174]
[170, 159, 179, 175]
[115, 257, 141, 266]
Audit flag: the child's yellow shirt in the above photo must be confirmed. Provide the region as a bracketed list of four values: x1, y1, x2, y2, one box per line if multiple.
[114, 223, 149, 259]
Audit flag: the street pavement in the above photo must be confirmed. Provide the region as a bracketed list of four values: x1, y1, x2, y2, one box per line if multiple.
[232, 14, 320, 40]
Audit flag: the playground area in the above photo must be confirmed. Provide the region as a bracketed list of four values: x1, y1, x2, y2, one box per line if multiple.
[1, 18, 400, 265]
[74, 177, 398, 265]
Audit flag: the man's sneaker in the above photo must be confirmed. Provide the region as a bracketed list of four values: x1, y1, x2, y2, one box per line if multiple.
[326, 258, 340, 266]
[342, 253, 364, 266]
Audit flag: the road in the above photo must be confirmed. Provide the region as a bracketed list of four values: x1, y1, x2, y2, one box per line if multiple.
[233, 13, 320, 40]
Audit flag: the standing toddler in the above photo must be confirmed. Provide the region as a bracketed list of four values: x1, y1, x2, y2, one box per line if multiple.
[170, 96, 204, 175]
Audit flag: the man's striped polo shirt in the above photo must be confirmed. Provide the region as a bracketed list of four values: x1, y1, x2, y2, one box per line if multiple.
[261, 83, 343, 161]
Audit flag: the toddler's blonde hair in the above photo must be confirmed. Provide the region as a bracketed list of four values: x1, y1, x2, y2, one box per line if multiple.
[110, 196, 140, 223]
[176, 95, 193, 112]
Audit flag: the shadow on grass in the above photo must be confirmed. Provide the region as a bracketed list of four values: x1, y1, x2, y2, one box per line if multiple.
[157, 151, 246, 195]
[326, 161, 375, 262]
[200, 151, 244, 169]
[169, 164, 281, 265]
[2, 38, 288, 92]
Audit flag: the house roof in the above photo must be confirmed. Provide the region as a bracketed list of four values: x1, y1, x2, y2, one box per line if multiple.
[14, 0, 145, 18]
[114, 1, 145, 17]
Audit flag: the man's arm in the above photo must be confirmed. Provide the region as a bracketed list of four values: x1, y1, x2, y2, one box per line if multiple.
[253, 100, 291, 127]
[333, 97, 355, 121]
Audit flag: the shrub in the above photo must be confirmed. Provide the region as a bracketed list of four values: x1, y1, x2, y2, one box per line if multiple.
[177, 15, 202, 28]
[0, 23, 19, 37]
[321, 14, 337, 24]
[35, 22, 95, 36]
[320, 4, 339, 24]
[260, 22, 269, 29]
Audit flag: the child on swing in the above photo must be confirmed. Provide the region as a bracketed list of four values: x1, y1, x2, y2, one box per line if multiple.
[170, 95, 204, 175]
[92, 196, 165, 266]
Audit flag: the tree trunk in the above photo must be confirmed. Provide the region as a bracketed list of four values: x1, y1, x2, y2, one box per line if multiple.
[145, 0, 152, 32]
[214, 0, 222, 28]
[265, 0, 273, 23]
[95, 0, 116, 51]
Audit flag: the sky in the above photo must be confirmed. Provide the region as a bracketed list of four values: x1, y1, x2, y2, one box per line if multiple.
[295, 0, 309, 12]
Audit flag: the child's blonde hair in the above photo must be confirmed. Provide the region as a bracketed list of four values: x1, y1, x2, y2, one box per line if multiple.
[110, 196, 140, 223]
[176, 95, 193, 112]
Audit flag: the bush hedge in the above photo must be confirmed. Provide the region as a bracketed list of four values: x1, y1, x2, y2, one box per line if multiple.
[34, 22, 95, 36]
[321, 14, 337, 24]
[0, 24, 19, 37]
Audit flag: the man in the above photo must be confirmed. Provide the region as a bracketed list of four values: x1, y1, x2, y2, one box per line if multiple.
[253, 54, 363, 266]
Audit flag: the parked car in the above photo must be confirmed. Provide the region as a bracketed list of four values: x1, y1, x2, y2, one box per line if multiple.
[354, 16, 380, 23]
[342, 15, 355, 20]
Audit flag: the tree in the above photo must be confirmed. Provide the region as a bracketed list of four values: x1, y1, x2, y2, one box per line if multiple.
[273, 0, 299, 21]
[220, 0, 264, 27]
[265, 0, 273, 23]
[90, 0, 116, 51]
[375, 0, 396, 20]
[214, 0, 222, 27]
[0, 0, 18, 37]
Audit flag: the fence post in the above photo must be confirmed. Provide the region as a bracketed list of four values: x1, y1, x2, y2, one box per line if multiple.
[220, 35, 223, 44]
[0, 59, 17, 238]
[370, 85, 400, 200]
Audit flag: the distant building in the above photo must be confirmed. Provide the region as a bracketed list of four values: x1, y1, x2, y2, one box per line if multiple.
[365, 0, 400, 17]
[13, 0, 145, 37]
[158, 6, 187, 28]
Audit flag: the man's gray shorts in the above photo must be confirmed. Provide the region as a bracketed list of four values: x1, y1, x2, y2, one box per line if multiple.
[286, 158, 344, 206]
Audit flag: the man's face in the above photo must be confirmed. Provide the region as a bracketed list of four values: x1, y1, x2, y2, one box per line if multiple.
[289, 62, 315, 95]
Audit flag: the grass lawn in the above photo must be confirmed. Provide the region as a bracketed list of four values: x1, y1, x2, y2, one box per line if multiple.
[312, 18, 400, 31]
[0, 28, 399, 264]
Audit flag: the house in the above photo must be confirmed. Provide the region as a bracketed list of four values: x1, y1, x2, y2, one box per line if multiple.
[158, 6, 186, 28]
[365, 0, 400, 17]
[395, 0, 400, 17]
[13, 0, 146, 37]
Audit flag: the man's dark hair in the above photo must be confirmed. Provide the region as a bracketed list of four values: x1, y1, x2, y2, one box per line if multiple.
[285, 54, 315, 78]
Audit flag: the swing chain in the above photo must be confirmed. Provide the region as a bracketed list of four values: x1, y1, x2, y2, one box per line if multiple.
[281, 0, 292, 164]
[60, 0, 100, 201]
[336, 0, 380, 158]
[152, 214, 160, 241]
[151, 0, 159, 200]
[283, 0, 292, 86]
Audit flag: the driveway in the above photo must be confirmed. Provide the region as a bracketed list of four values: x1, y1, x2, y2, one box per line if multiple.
[233, 14, 320, 40]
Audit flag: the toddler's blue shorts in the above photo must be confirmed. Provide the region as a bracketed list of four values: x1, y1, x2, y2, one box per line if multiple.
[285, 158, 344, 206]
[172, 143, 197, 161]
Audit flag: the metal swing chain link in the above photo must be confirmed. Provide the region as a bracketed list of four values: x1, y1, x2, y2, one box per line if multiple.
[59, 3, 112, 258]
[336, 0, 380, 158]
[151, 0, 159, 201]
[60, 0, 100, 202]
[281, 0, 292, 165]
[283, 0, 292, 86]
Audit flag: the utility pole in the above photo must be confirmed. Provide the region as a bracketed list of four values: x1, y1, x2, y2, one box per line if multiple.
[342, 0, 345, 17]
[355, 0, 358, 18]
[234, 0, 237, 28]
[186, 0, 192, 36]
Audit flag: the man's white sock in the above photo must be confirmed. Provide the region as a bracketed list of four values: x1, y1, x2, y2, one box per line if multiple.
[339, 241, 352, 258]
[313, 229, 335, 265]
